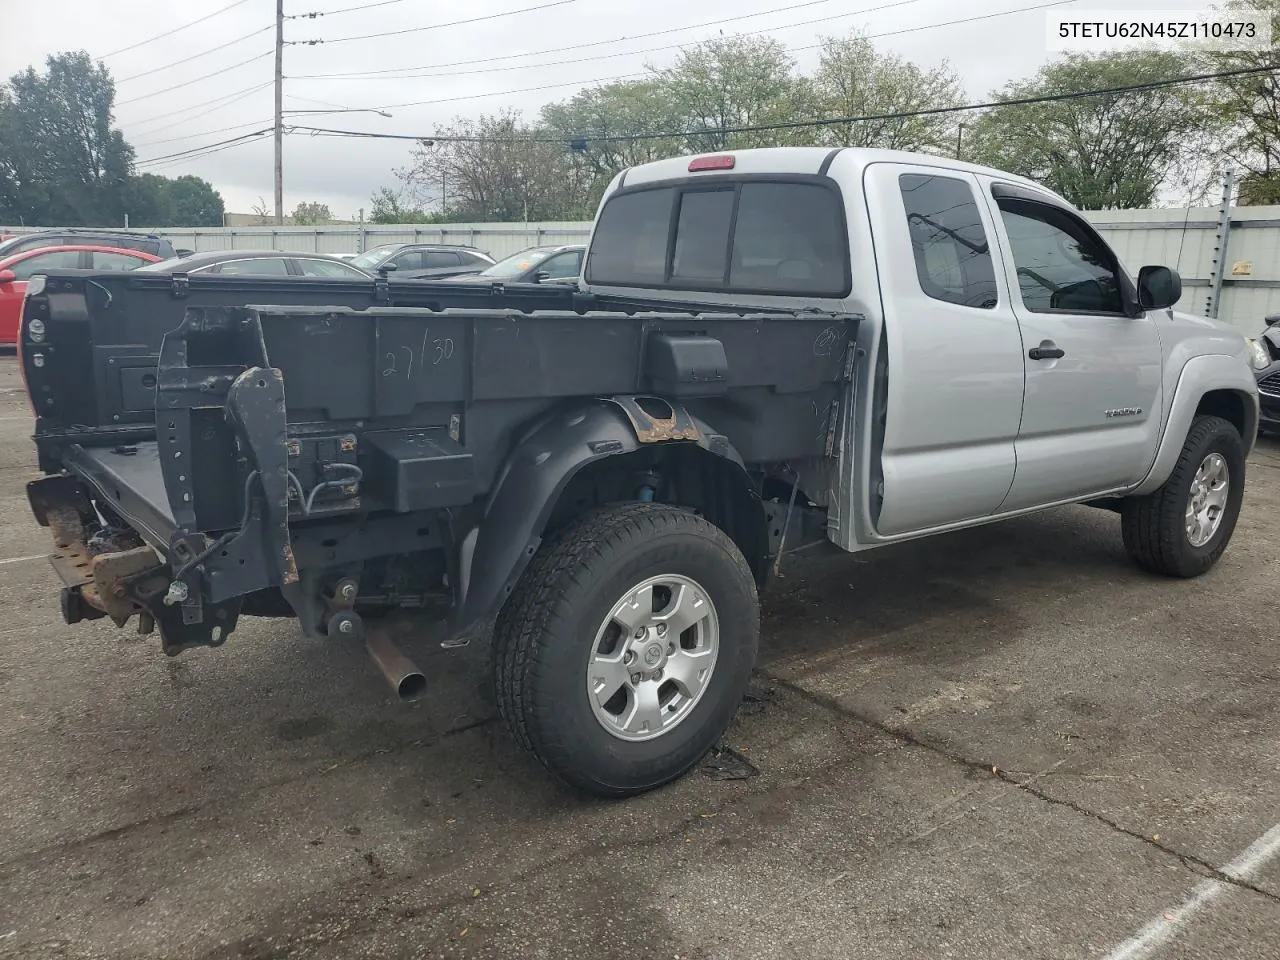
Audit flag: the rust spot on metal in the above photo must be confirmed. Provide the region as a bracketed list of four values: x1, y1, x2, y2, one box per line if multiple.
[340, 435, 357, 452]
[287, 440, 301, 457]
[47, 506, 85, 552]
[605, 396, 701, 443]
[281, 544, 299, 585]
[90, 545, 165, 620]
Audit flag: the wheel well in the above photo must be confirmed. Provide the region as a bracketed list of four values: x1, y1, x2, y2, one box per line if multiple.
[544, 444, 770, 584]
[1196, 390, 1247, 437]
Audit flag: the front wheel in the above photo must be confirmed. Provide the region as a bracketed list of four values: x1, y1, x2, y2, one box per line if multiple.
[1121, 414, 1245, 577]
[493, 502, 760, 797]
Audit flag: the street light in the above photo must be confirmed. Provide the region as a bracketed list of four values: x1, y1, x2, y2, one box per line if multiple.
[281, 108, 393, 118]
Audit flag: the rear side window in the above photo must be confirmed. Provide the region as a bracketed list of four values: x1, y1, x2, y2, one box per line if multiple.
[586, 180, 848, 296]
[587, 187, 675, 287]
[899, 173, 997, 310]
[11, 248, 82, 280]
[212, 258, 290, 276]
[295, 258, 368, 278]
[92, 251, 151, 271]
[423, 251, 461, 267]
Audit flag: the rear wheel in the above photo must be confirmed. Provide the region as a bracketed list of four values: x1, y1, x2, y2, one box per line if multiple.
[1121, 414, 1245, 577]
[493, 502, 759, 797]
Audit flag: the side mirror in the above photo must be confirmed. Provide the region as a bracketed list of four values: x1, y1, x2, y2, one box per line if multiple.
[534, 270, 551, 283]
[1265, 314, 1280, 327]
[377, 262, 397, 274]
[0, 269, 15, 284]
[1137, 265, 1181, 311]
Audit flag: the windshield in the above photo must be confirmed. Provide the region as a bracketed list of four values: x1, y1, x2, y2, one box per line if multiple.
[477, 247, 557, 279]
[350, 245, 400, 269]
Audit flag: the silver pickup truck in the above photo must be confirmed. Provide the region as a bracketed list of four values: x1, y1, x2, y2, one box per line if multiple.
[19, 147, 1261, 798]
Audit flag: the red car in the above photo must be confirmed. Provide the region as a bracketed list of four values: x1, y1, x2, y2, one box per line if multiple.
[0, 245, 162, 345]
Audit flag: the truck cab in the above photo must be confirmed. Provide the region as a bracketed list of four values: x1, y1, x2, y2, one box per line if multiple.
[16, 147, 1261, 799]
[581, 147, 1260, 553]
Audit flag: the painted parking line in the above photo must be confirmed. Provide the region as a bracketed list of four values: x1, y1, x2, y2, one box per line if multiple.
[0, 555, 44, 566]
[1103, 823, 1280, 960]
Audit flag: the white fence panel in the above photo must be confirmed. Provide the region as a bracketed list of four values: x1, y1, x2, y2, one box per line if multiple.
[7, 206, 1280, 332]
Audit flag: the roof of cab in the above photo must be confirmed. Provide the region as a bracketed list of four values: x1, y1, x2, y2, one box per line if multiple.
[613, 146, 1067, 207]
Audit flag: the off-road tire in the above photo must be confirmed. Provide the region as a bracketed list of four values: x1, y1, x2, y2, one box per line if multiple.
[493, 502, 759, 797]
[1121, 414, 1245, 578]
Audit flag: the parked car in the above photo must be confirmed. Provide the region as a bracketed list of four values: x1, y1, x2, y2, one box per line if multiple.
[348, 242, 494, 279]
[0, 229, 177, 260]
[0, 244, 162, 345]
[18, 146, 1261, 798]
[449, 244, 585, 284]
[1253, 314, 1280, 433]
[135, 250, 373, 279]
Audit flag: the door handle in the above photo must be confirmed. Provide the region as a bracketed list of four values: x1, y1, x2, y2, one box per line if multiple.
[1028, 340, 1065, 361]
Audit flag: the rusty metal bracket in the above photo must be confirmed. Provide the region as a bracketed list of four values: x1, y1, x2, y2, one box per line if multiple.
[603, 395, 701, 443]
[28, 475, 93, 529]
[91, 545, 167, 621]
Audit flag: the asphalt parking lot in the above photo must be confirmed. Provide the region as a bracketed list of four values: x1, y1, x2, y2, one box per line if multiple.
[0, 352, 1277, 960]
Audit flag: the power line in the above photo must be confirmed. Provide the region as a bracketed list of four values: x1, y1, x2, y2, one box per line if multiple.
[97, 0, 256, 59]
[289, 0, 578, 45]
[293, 0, 1070, 84]
[136, 128, 273, 168]
[286, 63, 1280, 146]
[289, 0, 896, 79]
[378, 73, 647, 111]
[116, 51, 274, 106]
[300, 0, 1078, 113]
[115, 25, 274, 84]
[139, 136, 268, 171]
[125, 81, 274, 131]
[287, 0, 415, 18]
[132, 118, 276, 149]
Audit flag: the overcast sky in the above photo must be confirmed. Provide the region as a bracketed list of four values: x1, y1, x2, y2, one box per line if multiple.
[1, 0, 1218, 217]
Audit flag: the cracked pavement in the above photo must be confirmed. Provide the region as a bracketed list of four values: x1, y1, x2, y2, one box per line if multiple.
[0, 354, 1278, 959]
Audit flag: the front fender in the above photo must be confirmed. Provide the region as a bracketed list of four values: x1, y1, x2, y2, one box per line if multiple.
[450, 398, 741, 644]
[1132, 354, 1260, 496]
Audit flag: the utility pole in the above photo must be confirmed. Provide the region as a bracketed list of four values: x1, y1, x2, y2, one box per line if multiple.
[955, 122, 965, 161]
[274, 0, 284, 225]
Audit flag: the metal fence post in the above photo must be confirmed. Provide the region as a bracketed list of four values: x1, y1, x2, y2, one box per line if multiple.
[1205, 169, 1235, 320]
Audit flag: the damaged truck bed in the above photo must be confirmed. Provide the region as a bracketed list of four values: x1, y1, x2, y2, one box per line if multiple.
[22, 269, 854, 664]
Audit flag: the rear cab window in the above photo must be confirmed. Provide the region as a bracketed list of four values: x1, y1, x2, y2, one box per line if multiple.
[899, 173, 998, 310]
[585, 178, 849, 297]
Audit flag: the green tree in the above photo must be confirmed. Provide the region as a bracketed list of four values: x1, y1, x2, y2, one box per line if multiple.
[2, 51, 133, 225]
[121, 173, 176, 225]
[368, 186, 437, 223]
[168, 175, 224, 226]
[651, 35, 803, 151]
[541, 80, 686, 212]
[1206, 0, 1280, 200]
[965, 51, 1218, 209]
[808, 30, 966, 152]
[291, 200, 333, 225]
[398, 110, 586, 221]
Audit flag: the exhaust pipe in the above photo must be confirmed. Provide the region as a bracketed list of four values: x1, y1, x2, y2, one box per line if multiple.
[365, 629, 427, 701]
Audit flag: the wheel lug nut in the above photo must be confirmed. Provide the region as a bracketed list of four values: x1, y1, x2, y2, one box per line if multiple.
[656, 623, 667, 636]
[668, 644, 675, 654]
[635, 629, 646, 639]
[630, 674, 641, 684]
